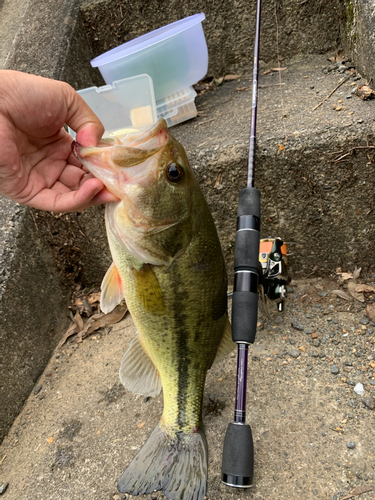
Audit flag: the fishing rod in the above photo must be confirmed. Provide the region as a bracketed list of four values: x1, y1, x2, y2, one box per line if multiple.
[221, 0, 262, 488]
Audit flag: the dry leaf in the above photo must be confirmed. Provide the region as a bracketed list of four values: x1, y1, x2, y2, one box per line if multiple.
[330, 290, 351, 301]
[355, 284, 375, 293]
[353, 267, 362, 280]
[59, 304, 127, 347]
[355, 85, 375, 100]
[263, 69, 271, 75]
[347, 281, 365, 302]
[58, 322, 78, 348]
[73, 311, 84, 332]
[88, 292, 101, 304]
[137, 421, 146, 429]
[223, 74, 241, 81]
[75, 304, 127, 343]
[366, 304, 375, 322]
[342, 485, 373, 499]
[340, 272, 353, 281]
[272, 67, 287, 71]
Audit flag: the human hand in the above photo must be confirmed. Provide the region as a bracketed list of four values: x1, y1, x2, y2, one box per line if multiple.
[0, 70, 119, 212]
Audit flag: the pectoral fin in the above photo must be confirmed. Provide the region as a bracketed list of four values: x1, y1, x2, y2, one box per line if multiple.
[101, 263, 125, 314]
[119, 332, 162, 397]
[212, 315, 236, 365]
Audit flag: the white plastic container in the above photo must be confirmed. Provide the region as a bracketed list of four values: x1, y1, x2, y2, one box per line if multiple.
[90, 13, 208, 102]
[69, 74, 157, 138]
[156, 86, 197, 127]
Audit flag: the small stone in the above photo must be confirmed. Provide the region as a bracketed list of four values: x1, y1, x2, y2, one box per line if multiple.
[311, 332, 318, 339]
[310, 352, 319, 358]
[363, 396, 375, 409]
[360, 318, 369, 325]
[143, 396, 150, 403]
[347, 442, 356, 449]
[289, 349, 300, 359]
[331, 365, 340, 375]
[354, 383, 365, 396]
[289, 339, 296, 345]
[313, 339, 321, 347]
[0, 483, 9, 495]
[291, 318, 304, 331]
[34, 384, 42, 395]
[209, 394, 215, 402]
[305, 328, 313, 335]
[274, 316, 283, 325]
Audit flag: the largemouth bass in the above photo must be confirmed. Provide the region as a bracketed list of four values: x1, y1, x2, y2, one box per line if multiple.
[73, 119, 234, 500]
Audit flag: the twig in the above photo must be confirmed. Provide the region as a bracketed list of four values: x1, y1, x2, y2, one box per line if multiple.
[312, 75, 351, 111]
[0, 454, 7, 465]
[332, 145, 375, 163]
[236, 83, 286, 91]
[197, 118, 215, 126]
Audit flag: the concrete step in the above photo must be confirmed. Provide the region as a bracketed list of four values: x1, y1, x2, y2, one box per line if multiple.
[1, 0, 375, 452]
[172, 54, 375, 279]
[0, 279, 374, 499]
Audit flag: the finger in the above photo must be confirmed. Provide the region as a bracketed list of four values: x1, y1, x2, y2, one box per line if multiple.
[28, 178, 119, 212]
[63, 84, 104, 147]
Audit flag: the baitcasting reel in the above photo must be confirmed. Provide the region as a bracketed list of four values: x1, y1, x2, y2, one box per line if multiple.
[259, 237, 290, 312]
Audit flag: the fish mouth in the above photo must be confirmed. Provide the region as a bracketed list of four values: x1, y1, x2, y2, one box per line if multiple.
[71, 119, 170, 198]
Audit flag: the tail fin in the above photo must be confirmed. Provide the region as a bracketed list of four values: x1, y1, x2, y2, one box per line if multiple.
[118, 423, 208, 500]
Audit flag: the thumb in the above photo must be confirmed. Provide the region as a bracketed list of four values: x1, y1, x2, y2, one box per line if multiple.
[63, 84, 104, 147]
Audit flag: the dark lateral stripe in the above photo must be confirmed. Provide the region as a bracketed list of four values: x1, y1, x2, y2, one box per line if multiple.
[236, 215, 260, 232]
[172, 269, 189, 428]
[234, 271, 258, 294]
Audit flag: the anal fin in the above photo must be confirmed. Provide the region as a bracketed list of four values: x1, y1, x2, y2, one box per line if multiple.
[119, 332, 161, 397]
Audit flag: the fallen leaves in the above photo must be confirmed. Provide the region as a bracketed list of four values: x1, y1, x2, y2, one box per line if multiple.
[355, 85, 375, 100]
[59, 304, 127, 348]
[328, 49, 348, 64]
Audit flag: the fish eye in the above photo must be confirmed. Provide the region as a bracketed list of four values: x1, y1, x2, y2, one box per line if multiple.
[166, 162, 184, 183]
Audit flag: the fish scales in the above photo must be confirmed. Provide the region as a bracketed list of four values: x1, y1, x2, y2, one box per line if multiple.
[73, 119, 234, 500]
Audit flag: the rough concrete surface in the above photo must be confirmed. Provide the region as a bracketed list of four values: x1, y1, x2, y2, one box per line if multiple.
[0, 0, 30, 68]
[171, 54, 375, 279]
[0, 199, 71, 442]
[81, 0, 344, 78]
[1, 276, 375, 500]
[341, 0, 375, 84]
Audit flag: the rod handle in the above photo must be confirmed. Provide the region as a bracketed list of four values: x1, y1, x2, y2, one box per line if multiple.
[221, 423, 254, 488]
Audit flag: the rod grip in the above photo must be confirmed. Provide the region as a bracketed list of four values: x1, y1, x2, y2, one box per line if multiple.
[222, 422, 254, 487]
[232, 187, 261, 344]
[231, 291, 258, 343]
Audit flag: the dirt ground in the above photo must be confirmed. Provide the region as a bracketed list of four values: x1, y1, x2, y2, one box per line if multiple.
[0, 274, 374, 500]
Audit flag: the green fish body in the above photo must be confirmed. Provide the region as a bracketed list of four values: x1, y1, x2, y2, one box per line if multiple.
[74, 119, 234, 500]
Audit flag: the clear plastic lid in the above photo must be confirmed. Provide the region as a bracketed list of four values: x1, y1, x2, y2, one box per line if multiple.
[68, 74, 157, 138]
[91, 13, 205, 67]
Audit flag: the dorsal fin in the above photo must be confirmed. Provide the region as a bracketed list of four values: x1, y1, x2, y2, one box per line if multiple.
[119, 332, 162, 397]
[100, 263, 125, 314]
